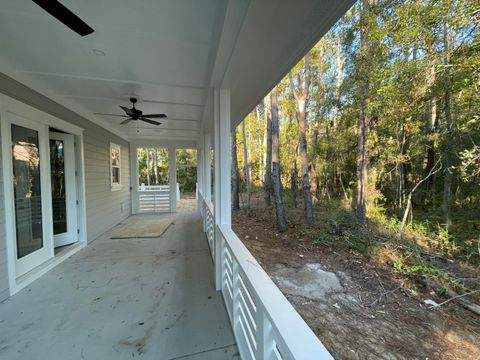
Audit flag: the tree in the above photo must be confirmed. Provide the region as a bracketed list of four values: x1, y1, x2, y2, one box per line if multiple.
[441, 11, 455, 227]
[264, 97, 273, 207]
[242, 120, 251, 212]
[153, 149, 159, 184]
[232, 130, 240, 210]
[289, 53, 314, 225]
[271, 86, 287, 231]
[146, 149, 151, 186]
[356, 0, 370, 225]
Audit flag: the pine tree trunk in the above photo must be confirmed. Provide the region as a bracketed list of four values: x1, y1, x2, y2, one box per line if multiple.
[232, 130, 240, 210]
[291, 154, 298, 208]
[153, 149, 159, 185]
[332, 21, 344, 129]
[264, 99, 273, 207]
[356, 0, 369, 225]
[242, 120, 251, 212]
[422, 43, 438, 198]
[271, 87, 287, 231]
[289, 53, 313, 225]
[442, 22, 455, 227]
[442, 89, 454, 226]
[146, 149, 151, 186]
[357, 106, 368, 224]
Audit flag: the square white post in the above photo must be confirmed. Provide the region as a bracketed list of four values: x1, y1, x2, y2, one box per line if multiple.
[213, 88, 231, 290]
[203, 133, 212, 232]
[168, 146, 177, 213]
[196, 145, 202, 206]
[203, 133, 212, 206]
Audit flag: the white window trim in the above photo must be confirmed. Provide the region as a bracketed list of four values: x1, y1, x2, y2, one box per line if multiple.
[110, 142, 122, 191]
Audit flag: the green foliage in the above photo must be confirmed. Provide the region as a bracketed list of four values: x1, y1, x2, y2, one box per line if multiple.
[235, 0, 479, 266]
[137, 148, 169, 186]
[176, 149, 197, 193]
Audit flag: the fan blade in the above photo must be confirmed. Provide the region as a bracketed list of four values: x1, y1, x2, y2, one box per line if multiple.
[120, 106, 134, 116]
[120, 118, 133, 125]
[94, 113, 128, 117]
[141, 114, 167, 118]
[139, 118, 161, 126]
[32, 0, 94, 36]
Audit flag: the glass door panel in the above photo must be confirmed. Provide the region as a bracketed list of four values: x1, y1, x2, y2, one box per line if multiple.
[50, 139, 67, 235]
[11, 124, 44, 259]
[49, 132, 77, 248]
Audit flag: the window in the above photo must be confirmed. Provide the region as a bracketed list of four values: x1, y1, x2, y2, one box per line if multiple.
[110, 143, 122, 191]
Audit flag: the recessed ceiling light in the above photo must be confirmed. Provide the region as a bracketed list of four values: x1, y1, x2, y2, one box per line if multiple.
[92, 49, 106, 56]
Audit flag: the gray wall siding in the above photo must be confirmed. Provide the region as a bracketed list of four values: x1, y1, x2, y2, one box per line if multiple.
[0, 73, 132, 300]
[83, 132, 131, 241]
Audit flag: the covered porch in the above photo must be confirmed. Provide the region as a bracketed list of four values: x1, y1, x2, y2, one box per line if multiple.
[0, 1, 355, 359]
[0, 212, 237, 359]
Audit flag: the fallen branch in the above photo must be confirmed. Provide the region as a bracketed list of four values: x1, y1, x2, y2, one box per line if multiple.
[429, 289, 480, 315]
[433, 290, 479, 308]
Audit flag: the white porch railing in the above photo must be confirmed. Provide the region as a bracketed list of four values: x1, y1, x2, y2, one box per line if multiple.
[198, 193, 334, 360]
[138, 185, 170, 213]
[204, 200, 215, 260]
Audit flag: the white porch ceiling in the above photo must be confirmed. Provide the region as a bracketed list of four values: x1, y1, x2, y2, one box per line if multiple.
[0, 0, 354, 143]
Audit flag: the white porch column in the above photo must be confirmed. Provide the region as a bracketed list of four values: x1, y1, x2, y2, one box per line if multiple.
[196, 145, 202, 204]
[168, 146, 177, 213]
[213, 88, 231, 290]
[130, 144, 139, 214]
[202, 133, 212, 233]
[203, 133, 212, 206]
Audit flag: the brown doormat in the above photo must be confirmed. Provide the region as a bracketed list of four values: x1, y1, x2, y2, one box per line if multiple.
[110, 217, 173, 239]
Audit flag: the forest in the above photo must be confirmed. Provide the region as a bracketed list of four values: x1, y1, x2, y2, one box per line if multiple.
[137, 148, 197, 193]
[231, 0, 479, 338]
[233, 0, 479, 262]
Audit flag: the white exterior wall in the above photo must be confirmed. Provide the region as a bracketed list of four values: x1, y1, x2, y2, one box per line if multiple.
[0, 122, 8, 301]
[0, 74, 131, 301]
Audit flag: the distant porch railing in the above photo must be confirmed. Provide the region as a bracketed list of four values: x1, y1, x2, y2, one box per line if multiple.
[138, 185, 170, 213]
[199, 192, 334, 360]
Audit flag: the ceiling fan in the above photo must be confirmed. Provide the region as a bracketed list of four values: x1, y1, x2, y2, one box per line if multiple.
[95, 98, 167, 126]
[32, 0, 94, 36]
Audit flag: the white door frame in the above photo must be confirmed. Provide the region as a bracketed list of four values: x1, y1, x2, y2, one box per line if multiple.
[2, 112, 53, 277]
[0, 94, 87, 295]
[49, 132, 78, 248]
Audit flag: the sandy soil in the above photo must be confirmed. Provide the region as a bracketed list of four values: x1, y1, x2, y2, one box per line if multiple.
[233, 208, 480, 360]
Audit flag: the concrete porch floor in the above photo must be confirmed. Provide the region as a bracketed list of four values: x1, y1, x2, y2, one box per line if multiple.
[0, 212, 238, 360]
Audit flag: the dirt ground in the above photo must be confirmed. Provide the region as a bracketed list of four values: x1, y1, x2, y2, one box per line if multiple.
[232, 207, 480, 360]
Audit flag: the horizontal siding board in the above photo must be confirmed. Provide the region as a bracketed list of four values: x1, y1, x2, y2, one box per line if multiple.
[83, 136, 130, 243]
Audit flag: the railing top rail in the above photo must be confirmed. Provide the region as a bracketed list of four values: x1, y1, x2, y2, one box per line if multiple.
[138, 185, 170, 191]
[218, 223, 334, 360]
